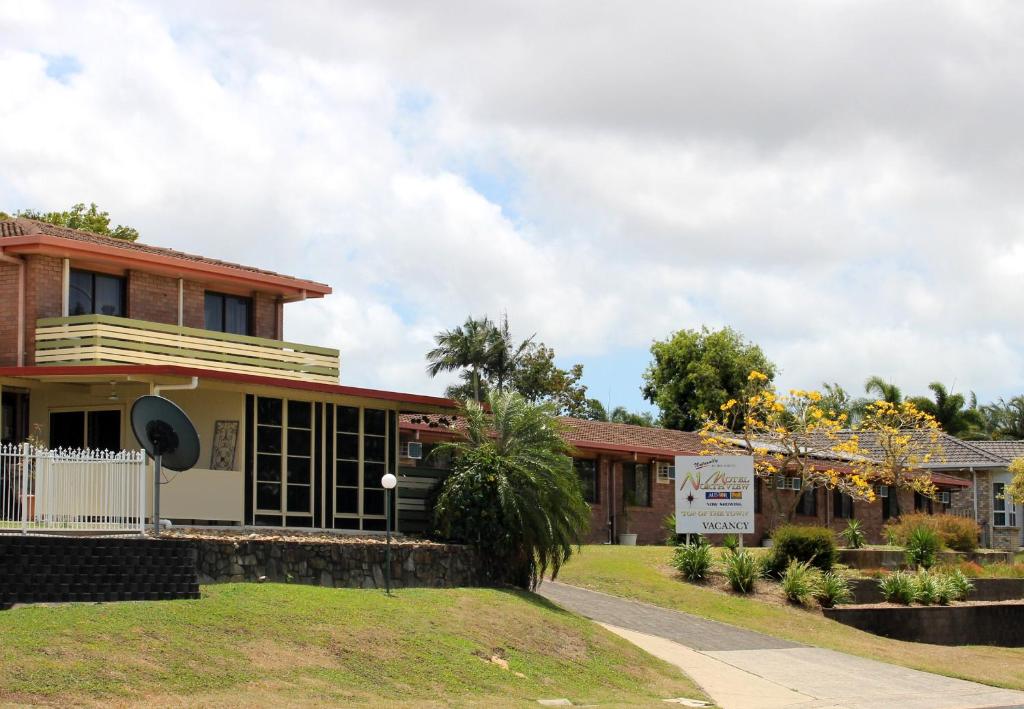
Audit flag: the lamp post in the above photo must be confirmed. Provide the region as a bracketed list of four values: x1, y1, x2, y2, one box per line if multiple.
[381, 472, 397, 595]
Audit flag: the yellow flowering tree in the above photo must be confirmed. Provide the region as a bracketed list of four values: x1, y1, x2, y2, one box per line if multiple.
[845, 401, 943, 512]
[700, 370, 876, 526]
[1004, 457, 1024, 505]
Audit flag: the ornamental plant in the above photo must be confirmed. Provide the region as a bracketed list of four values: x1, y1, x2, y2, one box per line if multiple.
[672, 540, 714, 582]
[781, 559, 821, 605]
[433, 392, 590, 589]
[905, 525, 942, 569]
[840, 519, 866, 549]
[724, 549, 761, 594]
[763, 525, 837, 576]
[878, 570, 916, 604]
[814, 572, 853, 608]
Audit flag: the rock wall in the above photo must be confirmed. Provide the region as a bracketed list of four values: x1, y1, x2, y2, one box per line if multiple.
[190, 539, 481, 589]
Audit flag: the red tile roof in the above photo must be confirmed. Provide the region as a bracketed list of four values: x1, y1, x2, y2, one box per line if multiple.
[0, 218, 331, 296]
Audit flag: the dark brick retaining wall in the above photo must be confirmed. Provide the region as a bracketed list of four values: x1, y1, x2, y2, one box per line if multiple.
[838, 548, 1014, 569]
[190, 539, 481, 589]
[823, 603, 1024, 646]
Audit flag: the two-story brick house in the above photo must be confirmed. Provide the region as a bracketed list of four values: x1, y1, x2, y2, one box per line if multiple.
[0, 218, 453, 532]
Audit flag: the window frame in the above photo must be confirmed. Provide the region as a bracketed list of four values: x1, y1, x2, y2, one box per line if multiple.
[622, 462, 651, 507]
[69, 268, 126, 318]
[204, 291, 253, 336]
[253, 397, 314, 525]
[656, 461, 675, 484]
[333, 404, 392, 530]
[48, 405, 124, 451]
[797, 486, 817, 517]
[574, 458, 599, 504]
[993, 481, 1018, 527]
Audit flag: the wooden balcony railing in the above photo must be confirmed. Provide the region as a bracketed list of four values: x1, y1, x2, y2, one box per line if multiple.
[35, 314, 340, 384]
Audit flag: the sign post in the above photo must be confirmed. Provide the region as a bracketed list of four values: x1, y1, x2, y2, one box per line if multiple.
[675, 455, 755, 538]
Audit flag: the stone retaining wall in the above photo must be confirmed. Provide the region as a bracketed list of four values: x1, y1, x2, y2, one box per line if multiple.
[190, 539, 481, 589]
[823, 603, 1024, 646]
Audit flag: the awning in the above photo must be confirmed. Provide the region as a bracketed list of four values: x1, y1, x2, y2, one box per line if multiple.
[931, 471, 971, 488]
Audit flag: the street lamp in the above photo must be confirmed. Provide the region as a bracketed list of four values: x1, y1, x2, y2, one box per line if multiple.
[381, 472, 397, 595]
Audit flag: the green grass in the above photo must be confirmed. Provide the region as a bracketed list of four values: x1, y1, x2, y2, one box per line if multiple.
[557, 545, 1024, 691]
[0, 583, 707, 707]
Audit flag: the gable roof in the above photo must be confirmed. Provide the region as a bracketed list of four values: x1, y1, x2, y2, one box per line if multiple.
[0, 218, 331, 299]
[826, 430, 1008, 469]
[961, 440, 1024, 463]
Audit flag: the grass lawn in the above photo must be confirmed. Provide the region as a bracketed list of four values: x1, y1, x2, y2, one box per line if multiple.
[0, 583, 707, 708]
[556, 545, 1024, 691]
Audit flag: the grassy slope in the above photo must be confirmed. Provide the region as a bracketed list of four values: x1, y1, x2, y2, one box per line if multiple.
[0, 583, 707, 708]
[556, 545, 1024, 691]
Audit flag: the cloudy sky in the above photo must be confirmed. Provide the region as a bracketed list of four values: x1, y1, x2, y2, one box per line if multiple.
[2, 1, 1023, 414]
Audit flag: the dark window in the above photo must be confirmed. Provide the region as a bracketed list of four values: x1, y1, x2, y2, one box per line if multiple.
[69, 269, 125, 317]
[797, 487, 818, 516]
[833, 489, 854, 519]
[882, 487, 900, 520]
[204, 292, 252, 336]
[575, 459, 598, 504]
[49, 410, 121, 451]
[622, 462, 651, 507]
[914, 491, 933, 514]
[754, 477, 762, 514]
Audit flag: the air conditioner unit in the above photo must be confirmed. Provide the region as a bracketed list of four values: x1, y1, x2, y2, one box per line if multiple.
[402, 441, 423, 460]
[939, 491, 951, 505]
[876, 485, 889, 498]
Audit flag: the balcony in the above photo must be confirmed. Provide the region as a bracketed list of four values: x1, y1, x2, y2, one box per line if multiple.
[34, 314, 340, 384]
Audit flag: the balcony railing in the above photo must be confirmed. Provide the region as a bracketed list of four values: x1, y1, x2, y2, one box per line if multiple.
[35, 314, 340, 384]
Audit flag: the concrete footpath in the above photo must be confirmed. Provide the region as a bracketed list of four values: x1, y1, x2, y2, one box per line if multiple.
[539, 581, 1024, 709]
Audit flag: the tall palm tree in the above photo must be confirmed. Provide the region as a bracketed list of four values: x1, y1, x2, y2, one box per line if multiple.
[433, 392, 590, 588]
[864, 376, 904, 404]
[981, 396, 1024, 439]
[485, 313, 534, 393]
[426, 316, 495, 401]
[908, 382, 984, 438]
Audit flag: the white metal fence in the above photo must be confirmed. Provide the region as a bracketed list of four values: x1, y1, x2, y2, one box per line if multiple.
[0, 444, 146, 534]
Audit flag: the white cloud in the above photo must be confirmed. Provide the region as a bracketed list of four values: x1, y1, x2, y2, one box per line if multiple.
[2, 0, 1024, 408]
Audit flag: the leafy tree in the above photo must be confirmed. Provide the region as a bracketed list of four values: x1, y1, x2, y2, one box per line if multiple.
[432, 392, 590, 588]
[485, 313, 534, 392]
[1003, 456, 1024, 505]
[701, 371, 875, 525]
[511, 345, 589, 416]
[581, 398, 608, 421]
[3, 202, 139, 241]
[906, 382, 984, 438]
[610, 406, 655, 427]
[819, 382, 854, 421]
[642, 326, 777, 431]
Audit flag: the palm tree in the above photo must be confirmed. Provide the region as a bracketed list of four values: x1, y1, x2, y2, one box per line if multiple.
[485, 313, 534, 393]
[908, 382, 984, 438]
[426, 316, 495, 401]
[864, 376, 904, 403]
[981, 396, 1024, 439]
[433, 392, 590, 588]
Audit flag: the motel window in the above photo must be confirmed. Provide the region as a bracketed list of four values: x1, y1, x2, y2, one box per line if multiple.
[335, 405, 360, 519]
[254, 397, 314, 526]
[334, 405, 391, 531]
[833, 489, 854, 519]
[205, 292, 252, 336]
[69, 269, 125, 317]
[575, 459, 598, 504]
[797, 486, 817, 517]
[994, 482, 1017, 527]
[880, 485, 900, 520]
[49, 409, 121, 452]
[754, 477, 761, 514]
[914, 491, 933, 514]
[656, 462, 675, 484]
[623, 462, 651, 507]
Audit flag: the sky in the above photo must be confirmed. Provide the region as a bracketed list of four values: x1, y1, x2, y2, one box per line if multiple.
[2, 1, 1024, 415]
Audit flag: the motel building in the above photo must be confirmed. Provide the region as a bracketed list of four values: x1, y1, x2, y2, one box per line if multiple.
[0, 218, 453, 534]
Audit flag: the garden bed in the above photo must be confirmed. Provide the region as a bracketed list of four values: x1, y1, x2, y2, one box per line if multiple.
[823, 601, 1024, 646]
[838, 548, 1014, 569]
[848, 577, 1024, 604]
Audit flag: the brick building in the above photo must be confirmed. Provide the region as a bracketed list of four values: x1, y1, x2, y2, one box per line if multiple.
[0, 218, 455, 532]
[397, 415, 973, 545]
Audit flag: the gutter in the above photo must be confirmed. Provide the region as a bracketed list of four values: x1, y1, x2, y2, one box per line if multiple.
[153, 377, 199, 396]
[0, 248, 25, 366]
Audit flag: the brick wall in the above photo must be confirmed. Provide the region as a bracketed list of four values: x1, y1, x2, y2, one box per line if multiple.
[181, 280, 206, 329]
[126, 270, 180, 325]
[253, 291, 280, 340]
[0, 263, 19, 365]
[23, 255, 63, 365]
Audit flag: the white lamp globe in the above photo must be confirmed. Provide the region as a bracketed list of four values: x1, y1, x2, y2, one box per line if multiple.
[381, 473, 398, 490]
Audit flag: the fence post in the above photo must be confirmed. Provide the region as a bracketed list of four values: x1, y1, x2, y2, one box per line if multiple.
[20, 442, 30, 534]
[138, 451, 146, 535]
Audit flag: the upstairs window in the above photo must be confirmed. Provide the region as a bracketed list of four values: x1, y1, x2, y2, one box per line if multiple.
[205, 292, 252, 336]
[69, 269, 125, 317]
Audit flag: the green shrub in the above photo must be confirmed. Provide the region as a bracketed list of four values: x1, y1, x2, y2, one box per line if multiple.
[879, 570, 916, 604]
[905, 525, 941, 569]
[672, 541, 713, 582]
[721, 534, 740, 554]
[764, 525, 837, 576]
[781, 560, 820, 605]
[914, 570, 941, 605]
[663, 514, 681, 546]
[724, 549, 761, 594]
[839, 519, 866, 549]
[815, 572, 853, 608]
[947, 569, 975, 601]
[885, 512, 980, 552]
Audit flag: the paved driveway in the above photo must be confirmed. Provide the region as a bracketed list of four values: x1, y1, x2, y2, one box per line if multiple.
[538, 581, 1024, 709]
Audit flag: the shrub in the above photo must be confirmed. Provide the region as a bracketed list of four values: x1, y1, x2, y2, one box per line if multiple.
[663, 514, 681, 546]
[936, 515, 980, 553]
[672, 541, 713, 582]
[721, 534, 740, 554]
[839, 519, 866, 549]
[815, 572, 853, 608]
[913, 571, 940, 605]
[905, 525, 942, 569]
[879, 570, 916, 604]
[764, 525, 837, 576]
[724, 549, 761, 594]
[947, 569, 975, 601]
[781, 560, 820, 605]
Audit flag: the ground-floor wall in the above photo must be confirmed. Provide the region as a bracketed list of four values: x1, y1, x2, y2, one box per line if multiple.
[949, 468, 1023, 550]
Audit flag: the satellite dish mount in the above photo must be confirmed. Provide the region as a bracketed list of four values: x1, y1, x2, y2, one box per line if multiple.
[131, 395, 201, 536]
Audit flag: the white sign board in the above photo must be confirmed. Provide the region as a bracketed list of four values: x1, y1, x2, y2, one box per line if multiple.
[675, 455, 755, 535]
